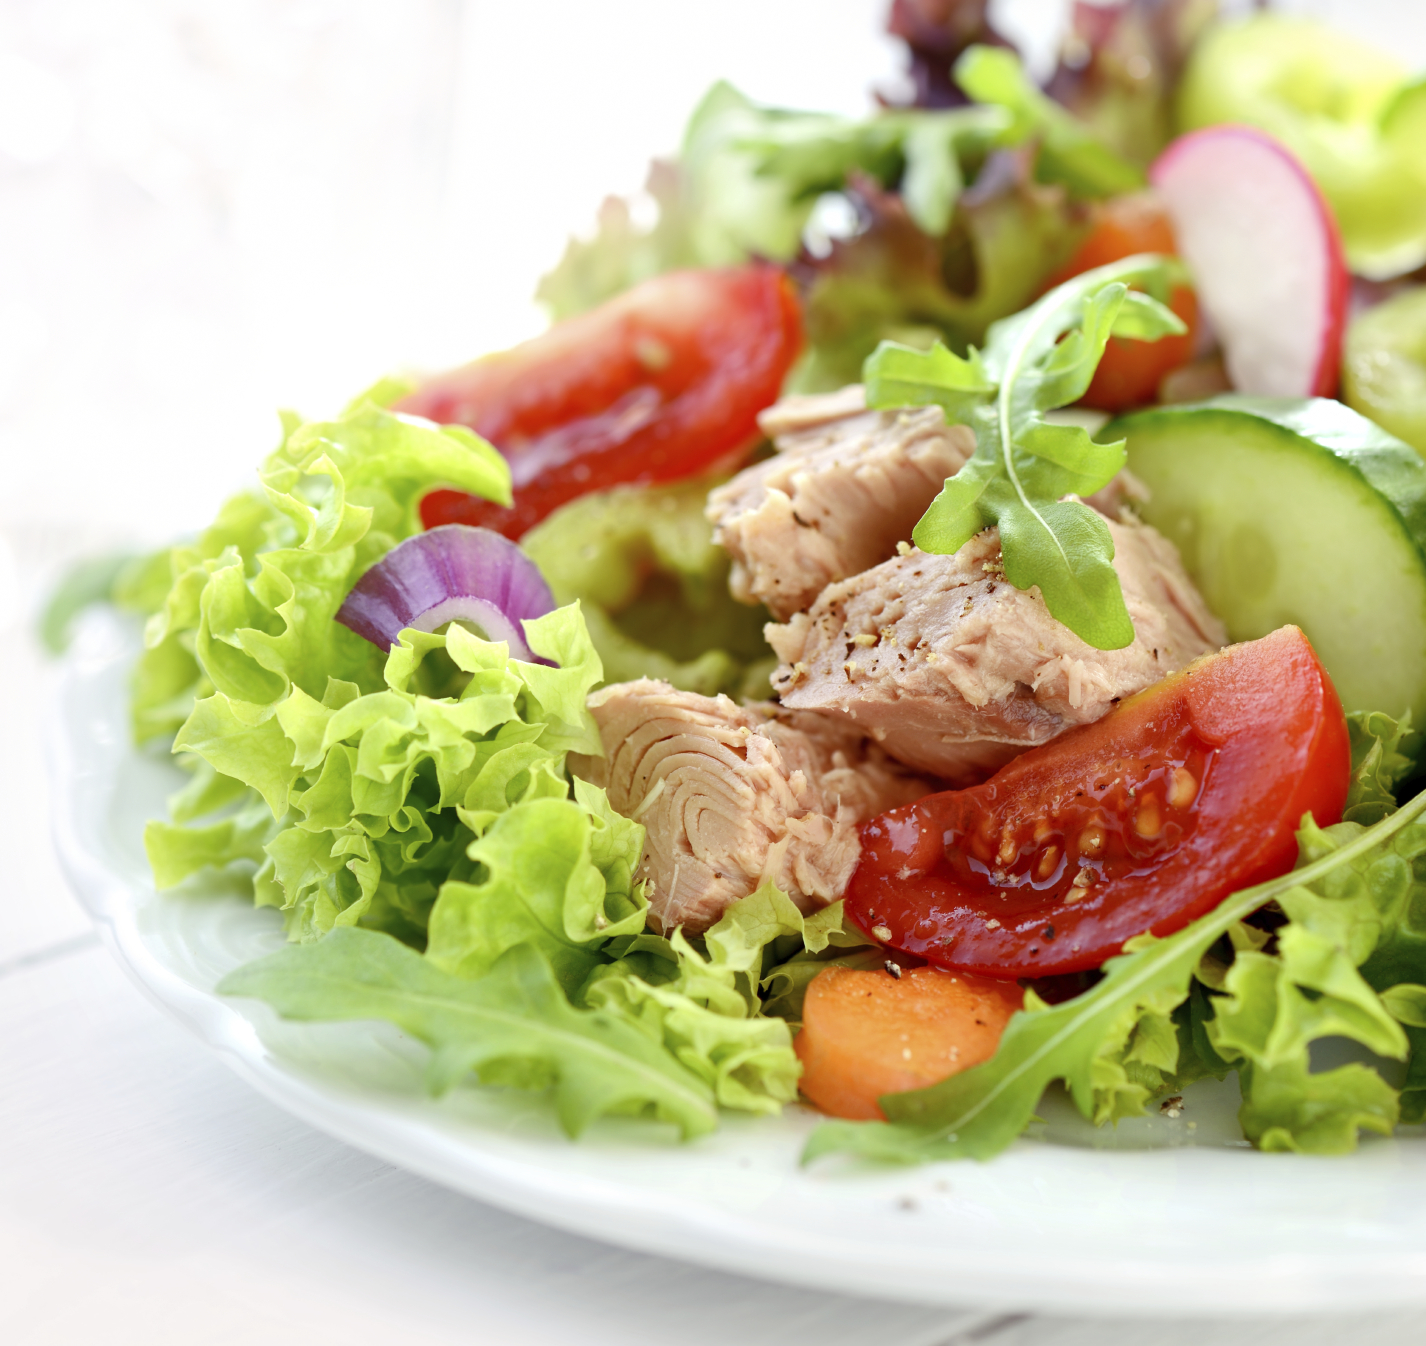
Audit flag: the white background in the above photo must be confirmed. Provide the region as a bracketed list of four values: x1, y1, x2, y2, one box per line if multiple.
[2, 1, 1425, 1341]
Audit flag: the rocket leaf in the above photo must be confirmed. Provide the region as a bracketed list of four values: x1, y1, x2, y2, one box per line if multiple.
[863, 253, 1186, 650]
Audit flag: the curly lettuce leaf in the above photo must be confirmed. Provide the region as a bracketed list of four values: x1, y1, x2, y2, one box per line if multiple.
[573, 887, 876, 1117]
[760, 900, 883, 1024]
[146, 611, 605, 943]
[1345, 709, 1420, 825]
[220, 930, 721, 1140]
[582, 885, 815, 1115]
[426, 789, 648, 993]
[865, 254, 1185, 649]
[129, 397, 509, 742]
[804, 789, 1426, 1166]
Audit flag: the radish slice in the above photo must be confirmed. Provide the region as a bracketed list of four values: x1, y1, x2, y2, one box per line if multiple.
[337, 525, 556, 661]
[1150, 125, 1349, 398]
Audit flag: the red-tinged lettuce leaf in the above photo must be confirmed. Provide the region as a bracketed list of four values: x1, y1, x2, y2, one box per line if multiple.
[882, 0, 1017, 111]
[1044, 0, 1220, 170]
[791, 161, 1091, 391]
[953, 46, 1144, 199]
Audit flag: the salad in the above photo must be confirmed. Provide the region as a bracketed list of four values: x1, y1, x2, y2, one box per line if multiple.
[59, 1, 1426, 1164]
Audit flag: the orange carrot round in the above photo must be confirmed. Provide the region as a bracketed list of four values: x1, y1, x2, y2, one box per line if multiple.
[794, 965, 1023, 1121]
[1045, 191, 1199, 412]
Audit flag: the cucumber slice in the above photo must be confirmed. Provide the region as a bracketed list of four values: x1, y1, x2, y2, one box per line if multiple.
[1108, 395, 1426, 721]
[1344, 286, 1426, 459]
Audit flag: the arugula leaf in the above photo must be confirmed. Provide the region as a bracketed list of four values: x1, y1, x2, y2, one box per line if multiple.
[802, 789, 1426, 1166]
[220, 929, 721, 1140]
[864, 254, 1186, 650]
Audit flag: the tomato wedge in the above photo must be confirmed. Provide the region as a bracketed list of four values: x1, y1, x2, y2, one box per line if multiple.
[405, 266, 803, 539]
[844, 626, 1350, 979]
[1045, 192, 1198, 412]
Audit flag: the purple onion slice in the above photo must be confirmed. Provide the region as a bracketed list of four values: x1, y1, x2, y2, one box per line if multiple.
[337, 525, 556, 662]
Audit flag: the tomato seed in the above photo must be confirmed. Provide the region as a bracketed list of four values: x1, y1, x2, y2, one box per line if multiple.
[1134, 795, 1162, 837]
[1169, 767, 1198, 810]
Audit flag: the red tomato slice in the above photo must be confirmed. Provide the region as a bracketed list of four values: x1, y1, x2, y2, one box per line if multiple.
[844, 626, 1350, 979]
[404, 266, 803, 539]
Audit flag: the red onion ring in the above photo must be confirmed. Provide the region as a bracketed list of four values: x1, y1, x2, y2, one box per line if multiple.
[336, 525, 556, 662]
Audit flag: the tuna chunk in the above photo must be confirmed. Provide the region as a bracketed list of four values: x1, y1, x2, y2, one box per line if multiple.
[569, 679, 931, 935]
[766, 519, 1225, 782]
[706, 386, 976, 621]
[706, 386, 1145, 622]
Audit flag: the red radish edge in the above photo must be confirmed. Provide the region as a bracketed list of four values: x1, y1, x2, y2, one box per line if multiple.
[1151, 124, 1349, 399]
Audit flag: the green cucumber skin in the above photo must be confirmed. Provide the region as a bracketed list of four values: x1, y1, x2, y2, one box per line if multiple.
[1202, 396, 1426, 543]
[1104, 396, 1426, 720]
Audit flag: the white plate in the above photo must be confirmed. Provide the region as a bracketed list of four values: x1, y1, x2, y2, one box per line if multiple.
[50, 613, 1426, 1316]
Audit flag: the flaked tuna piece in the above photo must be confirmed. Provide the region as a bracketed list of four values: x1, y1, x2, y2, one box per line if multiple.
[706, 387, 976, 621]
[707, 386, 1146, 621]
[570, 679, 931, 935]
[766, 519, 1225, 782]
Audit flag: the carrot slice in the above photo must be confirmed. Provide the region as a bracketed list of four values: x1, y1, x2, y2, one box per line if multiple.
[1044, 191, 1198, 411]
[794, 965, 1023, 1121]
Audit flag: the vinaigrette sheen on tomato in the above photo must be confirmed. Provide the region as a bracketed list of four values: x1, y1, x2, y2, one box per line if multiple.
[845, 626, 1350, 979]
[404, 265, 803, 539]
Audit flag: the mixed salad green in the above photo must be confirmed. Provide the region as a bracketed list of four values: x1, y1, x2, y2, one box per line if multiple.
[56, 2, 1426, 1162]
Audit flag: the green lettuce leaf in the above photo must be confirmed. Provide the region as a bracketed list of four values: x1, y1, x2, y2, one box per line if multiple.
[581, 885, 822, 1116]
[803, 789, 1426, 1166]
[1345, 709, 1420, 824]
[219, 929, 722, 1139]
[760, 900, 883, 1025]
[791, 165, 1090, 392]
[128, 396, 509, 743]
[954, 46, 1144, 199]
[537, 58, 1141, 387]
[520, 478, 776, 699]
[426, 788, 648, 992]
[1402, 1026, 1426, 1125]
[147, 613, 605, 944]
[864, 254, 1185, 650]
